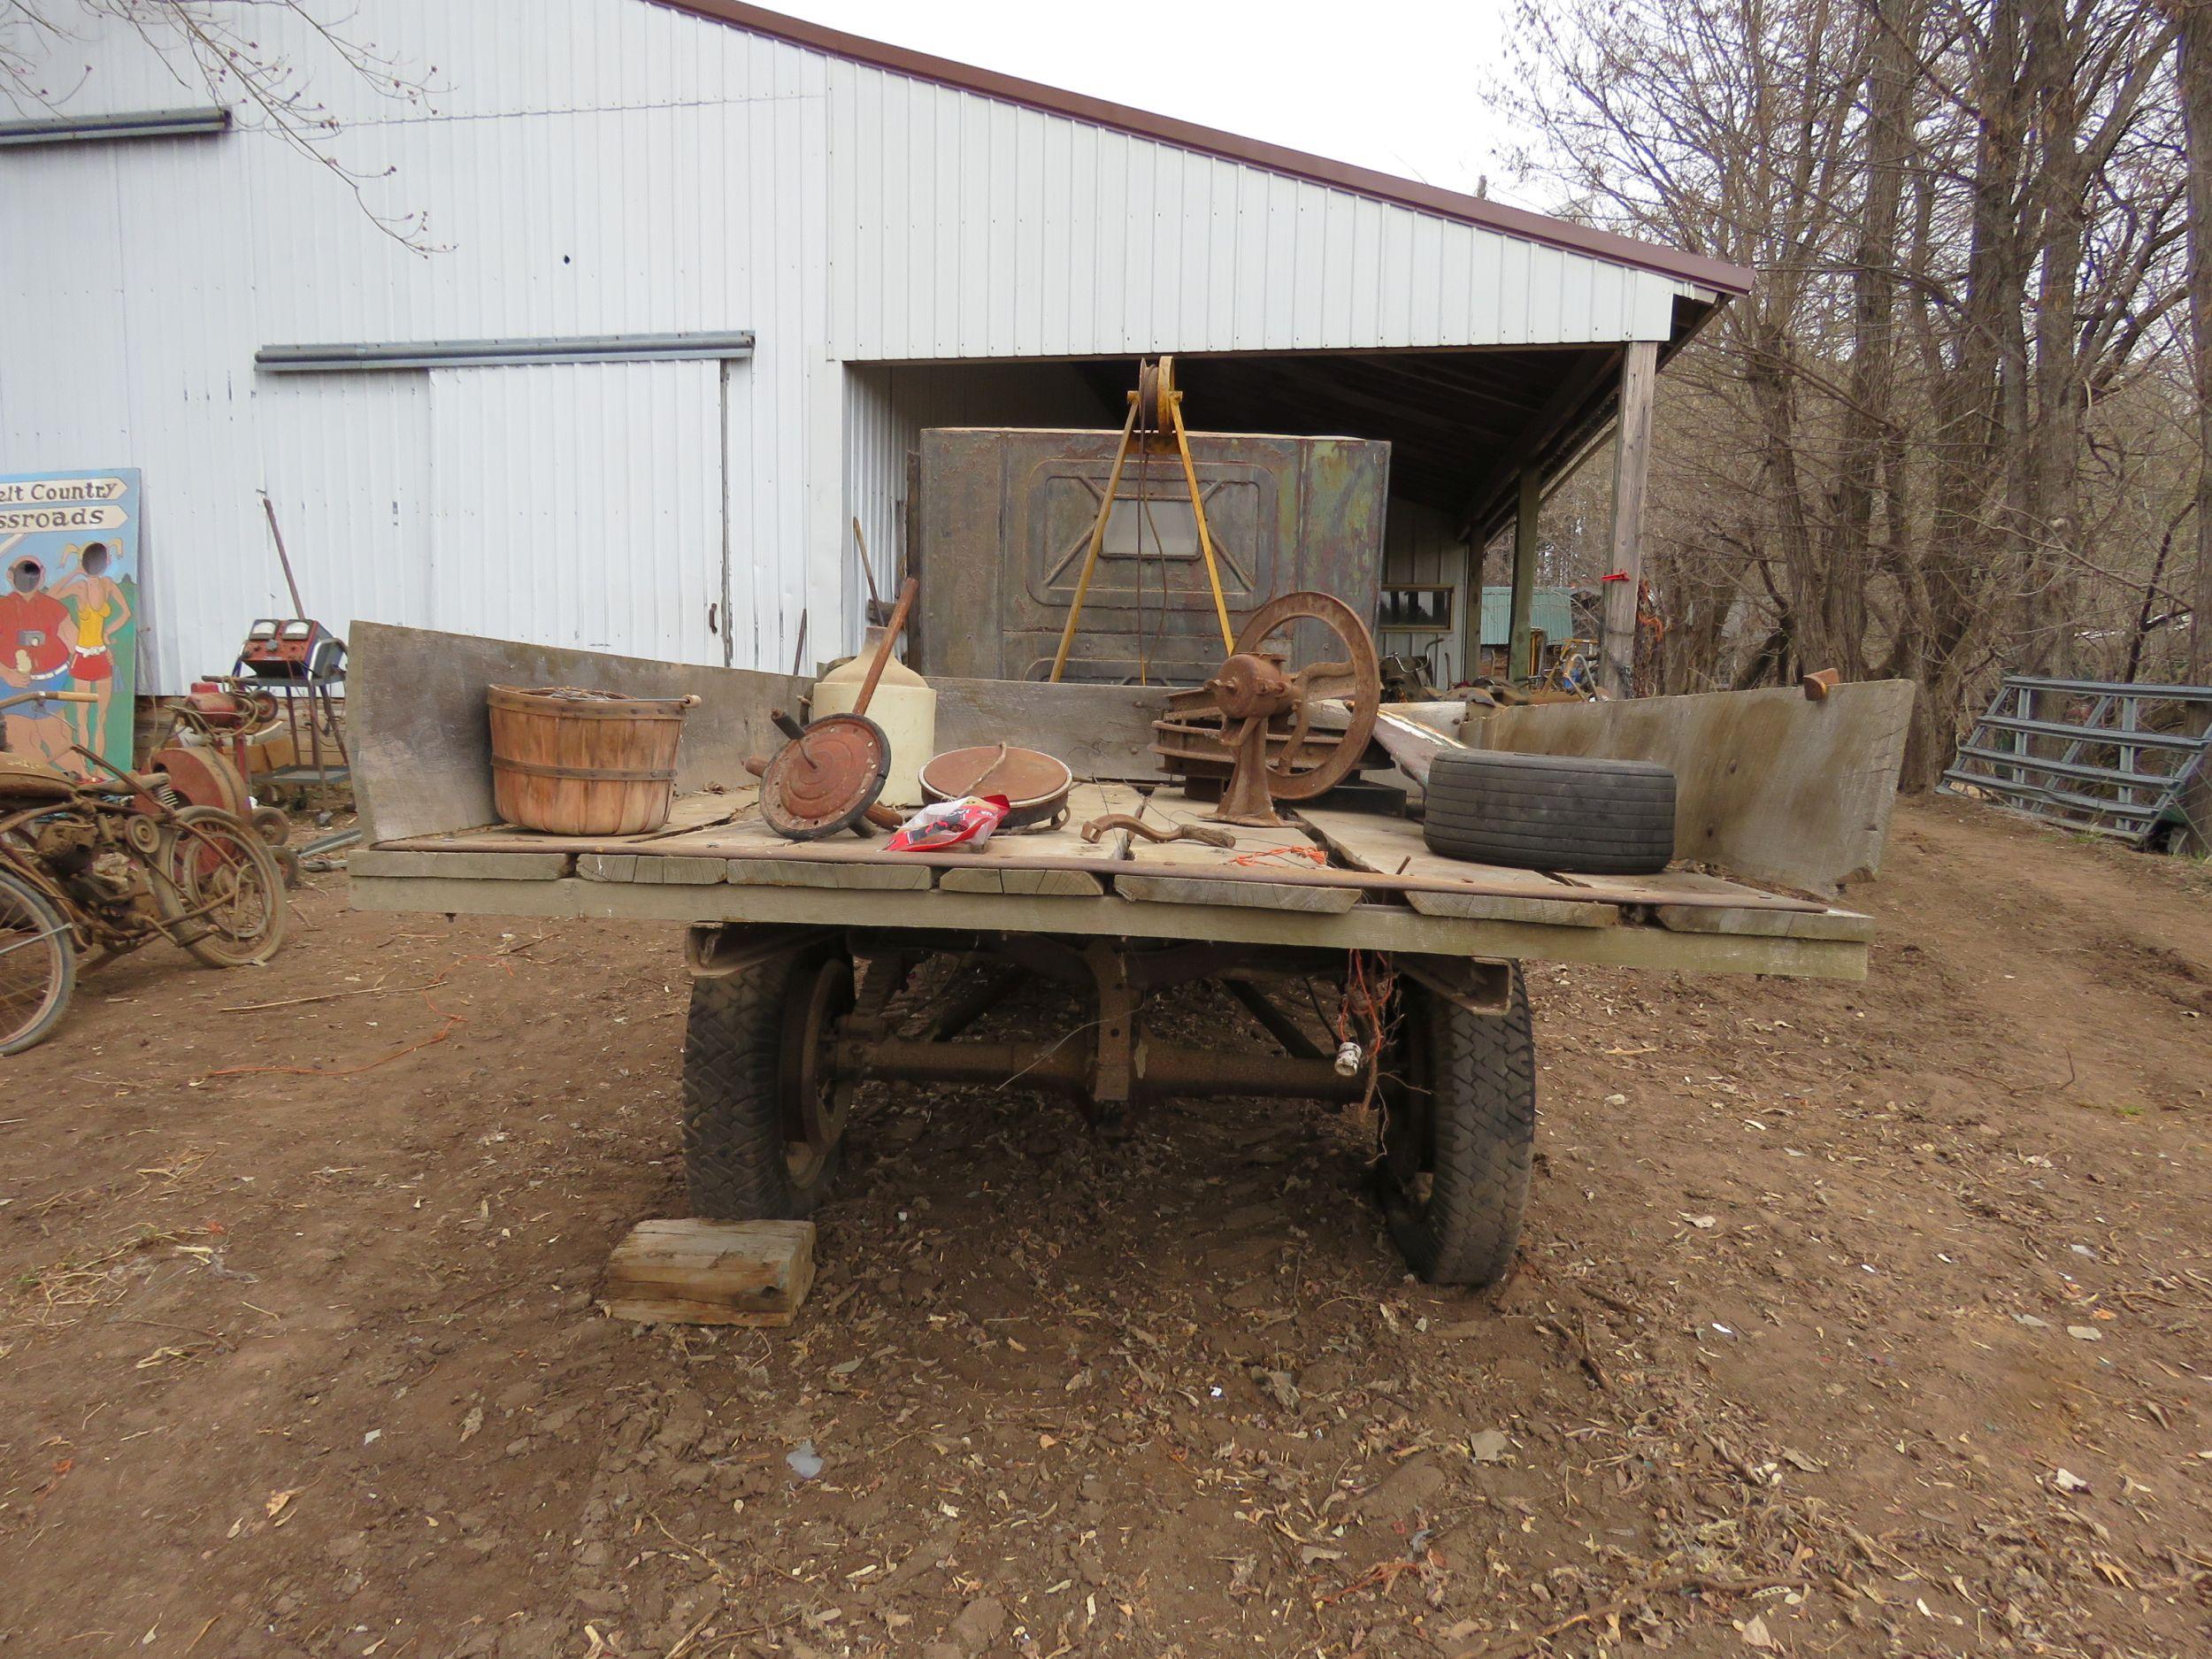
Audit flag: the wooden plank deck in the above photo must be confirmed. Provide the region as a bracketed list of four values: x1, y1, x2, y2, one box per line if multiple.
[1294, 806, 1617, 928]
[1117, 796, 1361, 914]
[367, 787, 1862, 942]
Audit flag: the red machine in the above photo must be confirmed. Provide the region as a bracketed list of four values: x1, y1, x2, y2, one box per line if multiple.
[237, 617, 346, 682]
[179, 617, 349, 805]
[155, 615, 350, 883]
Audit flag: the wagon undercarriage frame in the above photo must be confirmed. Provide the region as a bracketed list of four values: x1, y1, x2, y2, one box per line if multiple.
[687, 921, 1514, 1136]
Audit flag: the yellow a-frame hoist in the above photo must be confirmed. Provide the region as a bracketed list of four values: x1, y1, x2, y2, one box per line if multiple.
[1046, 356, 1237, 684]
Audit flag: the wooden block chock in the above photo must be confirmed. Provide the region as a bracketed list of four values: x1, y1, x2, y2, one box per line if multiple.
[601, 1218, 817, 1325]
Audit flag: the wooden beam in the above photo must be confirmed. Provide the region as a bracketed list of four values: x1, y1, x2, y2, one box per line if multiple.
[1455, 346, 1621, 540]
[1460, 534, 1486, 687]
[1509, 471, 1540, 682]
[601, 1219, 816, 1325]
[1599, 340, 1660, 699]
[347, 873, 1870, 981]
[1467, 678, 1916, 894]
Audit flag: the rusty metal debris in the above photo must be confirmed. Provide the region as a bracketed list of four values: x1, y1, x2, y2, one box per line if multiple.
[758, 712, 892, 840]
[1152, 590, 1382, 827]
[919, 744, 1073, 831]
[0, 702, 289, 1053]
[1078, 812, 1235, 849]
[760, 579, 916, 841]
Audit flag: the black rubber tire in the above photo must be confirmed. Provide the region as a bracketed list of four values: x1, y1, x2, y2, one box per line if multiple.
[1423, 750, 1676, 875]
[681, 948, 846, 1220]
[0, 869, 76, 1056]
[1378, 968, 1535, 1287]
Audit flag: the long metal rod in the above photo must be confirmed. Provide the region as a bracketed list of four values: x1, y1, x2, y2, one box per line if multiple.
[1970, 713, 2200, 751]
[1165, 393, 1237, 657]
[256, 331, 757, 373]
[1951, 743, 2179, 792]
[1145, 1044, 1366, 1101]
[0, 923, 74, 961]
[837, 1033, 1365, 1102]
[0, 107, 230, 146]
[1999, 674, 2212, 700]
[258, 494, 310, 618]
[1222, 977, 1327, 1060]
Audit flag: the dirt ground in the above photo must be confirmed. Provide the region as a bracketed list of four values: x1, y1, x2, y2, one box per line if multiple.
[3, 796, 2209, 1659]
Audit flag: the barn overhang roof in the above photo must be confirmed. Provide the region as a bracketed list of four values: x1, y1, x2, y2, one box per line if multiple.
[649, 0, 1751, 298]
[1069, 340, 1660, 537]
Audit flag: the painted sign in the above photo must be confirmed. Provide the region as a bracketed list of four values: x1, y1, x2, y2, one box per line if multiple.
[0, 468, 141, 778]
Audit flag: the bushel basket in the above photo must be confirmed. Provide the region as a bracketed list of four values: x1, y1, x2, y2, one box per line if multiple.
[488, 685, 697, 836]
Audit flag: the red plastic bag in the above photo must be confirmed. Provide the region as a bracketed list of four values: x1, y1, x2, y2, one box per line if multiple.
[885, 794, 1011, 852]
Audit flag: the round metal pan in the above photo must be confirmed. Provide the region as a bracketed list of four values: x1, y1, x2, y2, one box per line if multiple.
[918, 744, 1073, 832]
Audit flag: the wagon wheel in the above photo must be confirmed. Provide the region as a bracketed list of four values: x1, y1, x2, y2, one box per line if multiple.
[156, 806, 290, 968]
[1151, 591, 1382, 807]
[682, 943, 856, 1219]
[781, 955, 860, 1189]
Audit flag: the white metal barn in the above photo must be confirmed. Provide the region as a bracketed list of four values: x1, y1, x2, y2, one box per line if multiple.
[0, 0, 1748, 696]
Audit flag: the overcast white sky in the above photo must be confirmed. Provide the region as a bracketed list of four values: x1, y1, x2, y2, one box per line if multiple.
[768, 0, 1537, 209]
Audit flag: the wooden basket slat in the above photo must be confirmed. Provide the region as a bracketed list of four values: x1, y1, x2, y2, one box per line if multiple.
[487, 685, 692, 836]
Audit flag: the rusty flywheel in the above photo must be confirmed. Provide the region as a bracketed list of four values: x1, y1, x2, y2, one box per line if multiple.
[1149, 591, 1382, 826]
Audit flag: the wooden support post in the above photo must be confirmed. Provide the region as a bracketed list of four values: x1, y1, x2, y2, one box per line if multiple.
[1509, 470, 1540, 682]
[1460, 536, 1485, 687]
[1599, 340, 1660, 699]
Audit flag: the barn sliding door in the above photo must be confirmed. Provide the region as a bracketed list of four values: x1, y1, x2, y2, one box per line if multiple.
[426, 360, 726, 665]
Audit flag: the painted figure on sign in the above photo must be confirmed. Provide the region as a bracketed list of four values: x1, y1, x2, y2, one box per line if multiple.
[52, 541, 132, 757]
[0, 554, 78, 772]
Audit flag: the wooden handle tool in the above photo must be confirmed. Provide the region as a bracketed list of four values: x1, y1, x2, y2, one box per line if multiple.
[850, 576, 918, 719]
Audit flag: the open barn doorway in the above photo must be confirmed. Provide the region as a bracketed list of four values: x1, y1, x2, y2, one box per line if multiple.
[847, 343, 1636, 687]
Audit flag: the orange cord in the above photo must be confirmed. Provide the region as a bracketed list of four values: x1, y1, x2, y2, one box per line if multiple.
[200, 987, 466, 1080]
[1231, 844, 1328, 868]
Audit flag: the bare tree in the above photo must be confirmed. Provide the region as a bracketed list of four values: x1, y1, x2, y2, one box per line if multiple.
[1497, 0, 2193, 785]
[2177, 0, 2212, 845]
[2, 0, 439, 249]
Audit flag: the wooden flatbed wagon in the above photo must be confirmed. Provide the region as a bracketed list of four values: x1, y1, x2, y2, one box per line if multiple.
[346, 623, 1910, 1286]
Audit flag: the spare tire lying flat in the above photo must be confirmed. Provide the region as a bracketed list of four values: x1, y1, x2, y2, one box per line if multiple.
[1424, 750, 1676, 874]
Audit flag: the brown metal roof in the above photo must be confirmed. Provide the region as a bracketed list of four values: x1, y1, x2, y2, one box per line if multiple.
[646, 0, 1755, 297]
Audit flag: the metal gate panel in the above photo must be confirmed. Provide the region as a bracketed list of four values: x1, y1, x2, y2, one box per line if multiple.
[1940, 674, 2212, 846]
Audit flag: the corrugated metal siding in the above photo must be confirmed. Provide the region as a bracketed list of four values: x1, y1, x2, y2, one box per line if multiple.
[0, 0, 828, 689]
[842, 362, 1115, 618]
[1479, 588, 1576, 648]
[0, 127, 269, 693]
[826, 66, 1694, 361]
[4, 0, 1688, 690]
[423, 360, 724, 658]
[257, 373, 435, 647]
[1380, 497, 1474, 683]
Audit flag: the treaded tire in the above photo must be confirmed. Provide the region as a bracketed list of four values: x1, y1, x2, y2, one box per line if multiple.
[1423, 750, 1675, 874]
[0, 870, 76, 1056]
[682, 949, 845, 1220]
[1379, 969, 1535, 1287]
